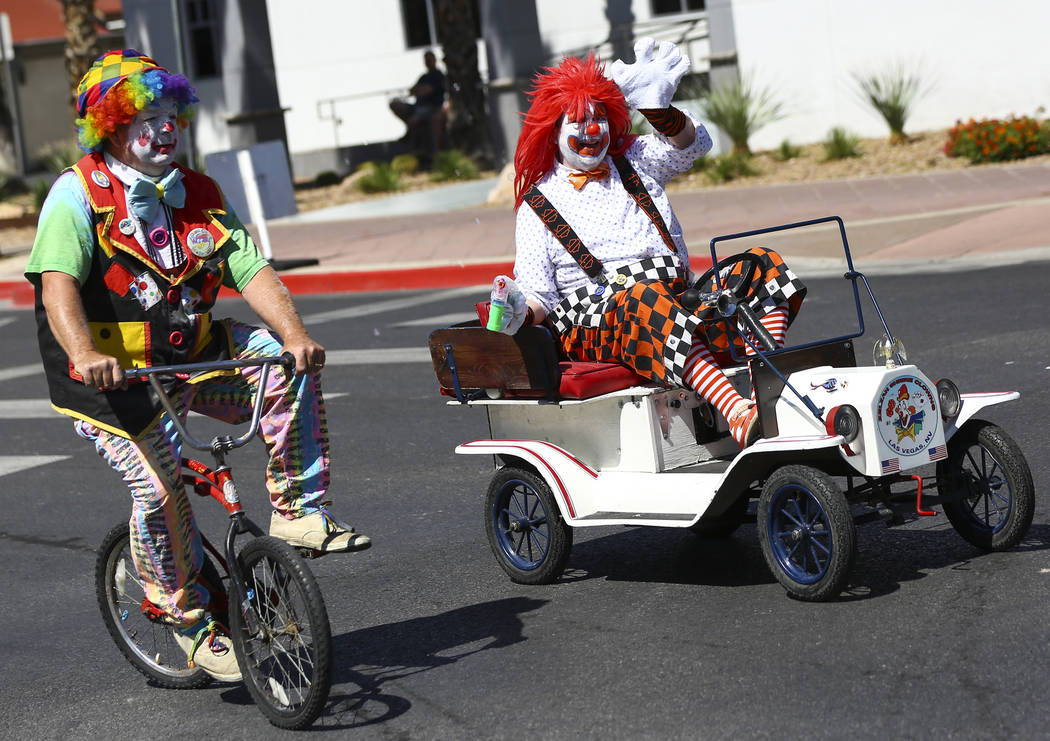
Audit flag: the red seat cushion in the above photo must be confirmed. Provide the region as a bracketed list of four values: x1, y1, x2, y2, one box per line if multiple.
[557, 361, 645, 399]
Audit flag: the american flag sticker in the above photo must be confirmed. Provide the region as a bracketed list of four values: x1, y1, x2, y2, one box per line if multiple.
[881, 457, 900, 474]
[928, 444, 947, 461]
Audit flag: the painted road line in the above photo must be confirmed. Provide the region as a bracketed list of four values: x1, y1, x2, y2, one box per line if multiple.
[0, 363, 44, 382]
[327, 347, 431, 365]
[301, 285, 483, 326]
[394, 312, 478, 328]
[0, 455, 72, 478]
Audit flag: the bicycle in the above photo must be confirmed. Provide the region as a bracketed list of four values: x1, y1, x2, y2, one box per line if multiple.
[94, 354, 332, 729]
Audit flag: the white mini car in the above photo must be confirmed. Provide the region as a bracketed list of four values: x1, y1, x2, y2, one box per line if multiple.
[429, 216, 1034, 601]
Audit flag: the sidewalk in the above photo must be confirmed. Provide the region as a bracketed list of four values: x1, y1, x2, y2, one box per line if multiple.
[2, 159, 1048, 307]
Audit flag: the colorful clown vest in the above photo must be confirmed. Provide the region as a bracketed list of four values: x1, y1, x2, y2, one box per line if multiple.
[35, 152, 234, 439]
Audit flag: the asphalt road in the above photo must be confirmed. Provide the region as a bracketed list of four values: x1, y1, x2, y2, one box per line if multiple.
[2, 260, 1049, 740]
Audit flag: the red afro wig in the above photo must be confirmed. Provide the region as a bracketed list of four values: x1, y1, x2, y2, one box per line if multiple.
[513, 54, 632, 209]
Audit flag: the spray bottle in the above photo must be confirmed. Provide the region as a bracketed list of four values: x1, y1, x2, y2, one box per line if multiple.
[486, 275, 510, 332]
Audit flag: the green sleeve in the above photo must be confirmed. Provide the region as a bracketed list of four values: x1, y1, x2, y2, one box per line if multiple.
[217, 208, 270, 291]
[23, 172, 95, 286]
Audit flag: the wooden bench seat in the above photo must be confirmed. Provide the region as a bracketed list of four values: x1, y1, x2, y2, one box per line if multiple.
[428, 322, 646, 401]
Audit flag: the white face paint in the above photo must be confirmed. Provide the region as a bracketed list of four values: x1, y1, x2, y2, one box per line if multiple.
[557, 102, 611, 172]
[118, 99, 179, 175]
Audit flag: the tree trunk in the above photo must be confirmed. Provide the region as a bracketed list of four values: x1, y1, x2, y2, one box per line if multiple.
[433, 0, 493, 168]
[60, 0, 99, 116]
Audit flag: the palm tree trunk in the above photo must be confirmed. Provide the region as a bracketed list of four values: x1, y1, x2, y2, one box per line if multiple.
[433, 0, 493, 167]
[60, 0, 99, 115]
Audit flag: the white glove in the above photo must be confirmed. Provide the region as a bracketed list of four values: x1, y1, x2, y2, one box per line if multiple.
[495, 277, 529, 335]
[609, 37, 690, 110]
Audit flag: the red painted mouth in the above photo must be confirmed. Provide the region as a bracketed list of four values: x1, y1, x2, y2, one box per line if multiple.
[568, 132, 610, 157]
[153, 143, 175, 155]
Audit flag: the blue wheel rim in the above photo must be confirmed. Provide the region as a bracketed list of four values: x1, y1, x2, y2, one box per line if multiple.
[767, 483, 833, 585]
[959, 443, 1012, 533]
[492, 478, 550, 571]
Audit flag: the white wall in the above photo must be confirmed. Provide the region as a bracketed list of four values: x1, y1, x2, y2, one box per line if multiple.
[729, 0, 1050, 150]
[265, 0, 710, 160]
[265, 0, 490, 157]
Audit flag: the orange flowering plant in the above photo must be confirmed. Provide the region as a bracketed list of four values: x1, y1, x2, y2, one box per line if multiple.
[944, 115, 1049, 164]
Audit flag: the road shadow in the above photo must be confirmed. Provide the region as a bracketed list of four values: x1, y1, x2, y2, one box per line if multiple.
[310, 596, 548, 730]
[558, 520, 1050, 602]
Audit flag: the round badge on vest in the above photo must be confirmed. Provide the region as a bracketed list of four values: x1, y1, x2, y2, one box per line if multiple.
[186, 228, 215, 258]
[118, 217, 135, 235]
[92, 170, 111, 188]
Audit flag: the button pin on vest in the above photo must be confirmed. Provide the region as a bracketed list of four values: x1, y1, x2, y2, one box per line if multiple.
[169, 330, 184, 347]
[166, 288, 180, 305]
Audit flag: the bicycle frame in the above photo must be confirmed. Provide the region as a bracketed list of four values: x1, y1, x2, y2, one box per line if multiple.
[124, 354, 292, 595]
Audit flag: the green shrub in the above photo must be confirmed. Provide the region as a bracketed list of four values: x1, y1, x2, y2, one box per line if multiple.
[314, 170, 342, 187]
[0, 171, 26, 200]
[32, 179, 53, 212]
[37, 142, 81, 174]
[705, 153, 758, 184]
[944, 116, 1049, 164]
[854, 64, 928, 144]
[356, 162, 401, 193]
[700, 74, 785, 155]
[773, 139, 802, 161]
[688, 155, 712, 174]
[823, 127, 862, 160]
[391, 153, 419, 175]
[430, 149, 478, 182]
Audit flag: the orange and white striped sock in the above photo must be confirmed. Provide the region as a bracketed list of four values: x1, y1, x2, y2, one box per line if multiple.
[744, 305, 790, 399]
[683, 342, 745, 420]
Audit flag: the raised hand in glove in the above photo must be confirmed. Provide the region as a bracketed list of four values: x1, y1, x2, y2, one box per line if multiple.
[609, 37, 690, 110]
[488, 275, 530, 335]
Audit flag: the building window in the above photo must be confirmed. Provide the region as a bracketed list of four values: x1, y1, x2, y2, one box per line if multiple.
[184, 0, 221, 78]
[651, 0, 705, 14]
[399, 0, 481, 49]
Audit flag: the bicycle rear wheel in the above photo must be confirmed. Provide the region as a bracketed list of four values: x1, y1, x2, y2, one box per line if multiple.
[229, 536, 332, 730]
[95, 522, 227, 689]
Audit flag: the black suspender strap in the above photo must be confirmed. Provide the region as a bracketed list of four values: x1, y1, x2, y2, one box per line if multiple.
[611, 155, 682, 262]
[523, 184, 604, 280]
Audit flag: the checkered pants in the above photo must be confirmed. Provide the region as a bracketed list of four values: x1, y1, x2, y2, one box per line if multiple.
[558, 279, 701, 386]
[75, 320, 329, 627]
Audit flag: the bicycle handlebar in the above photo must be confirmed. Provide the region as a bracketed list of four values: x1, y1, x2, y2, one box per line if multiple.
[123, 353, 295, 381]
[127, 353, 296, 454]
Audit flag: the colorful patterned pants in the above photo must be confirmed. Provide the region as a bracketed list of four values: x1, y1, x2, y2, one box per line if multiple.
[75, 320, 329, 626]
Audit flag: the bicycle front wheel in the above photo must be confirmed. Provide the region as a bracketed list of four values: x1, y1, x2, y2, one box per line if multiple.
[229, 536, 332, 730]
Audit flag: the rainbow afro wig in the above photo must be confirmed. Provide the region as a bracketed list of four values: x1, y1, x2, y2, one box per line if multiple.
[513, 53, 632, 208]
[75, 49, 199, 152]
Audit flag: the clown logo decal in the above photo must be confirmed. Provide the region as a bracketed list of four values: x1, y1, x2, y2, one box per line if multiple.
[876, 376, 938, 456]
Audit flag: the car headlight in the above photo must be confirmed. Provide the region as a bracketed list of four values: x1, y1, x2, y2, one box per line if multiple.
[829, 404, 861, 443]
[873, 334, 907, 367]
[936, 378, 962, 422]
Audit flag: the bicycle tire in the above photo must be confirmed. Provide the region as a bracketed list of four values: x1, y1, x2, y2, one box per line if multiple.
[95, 521, 227, 689]
[228, 536, 332, 730]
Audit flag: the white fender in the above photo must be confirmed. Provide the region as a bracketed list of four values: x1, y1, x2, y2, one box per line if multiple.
[456, 439, 597, 522]
[945, 391, 1020, 439]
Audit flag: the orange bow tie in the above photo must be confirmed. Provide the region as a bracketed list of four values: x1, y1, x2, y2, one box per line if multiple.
[567, 162, 611, 190]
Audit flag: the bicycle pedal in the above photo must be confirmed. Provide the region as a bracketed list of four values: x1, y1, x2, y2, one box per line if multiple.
[295, 547, 325, 559]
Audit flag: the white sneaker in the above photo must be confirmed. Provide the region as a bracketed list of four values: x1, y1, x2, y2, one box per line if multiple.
[270, 507, 371, 553]
[172, 618, 241, 682]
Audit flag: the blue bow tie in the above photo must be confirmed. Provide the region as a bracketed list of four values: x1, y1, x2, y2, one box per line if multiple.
[127, 169, 186, 221]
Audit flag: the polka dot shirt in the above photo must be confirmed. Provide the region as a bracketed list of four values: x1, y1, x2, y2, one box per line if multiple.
[514, 115, 712, 313]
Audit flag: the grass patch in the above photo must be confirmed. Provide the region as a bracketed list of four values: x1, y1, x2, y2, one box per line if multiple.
[356, 162, 401, 193]
[773, 139, 802, 161]
[705, 153, 759, 183]
[430, 149, 479, 182]
[823, 127, 862, 160]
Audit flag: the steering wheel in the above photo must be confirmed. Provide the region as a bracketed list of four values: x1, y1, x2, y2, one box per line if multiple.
[679, 251, 765, 312]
